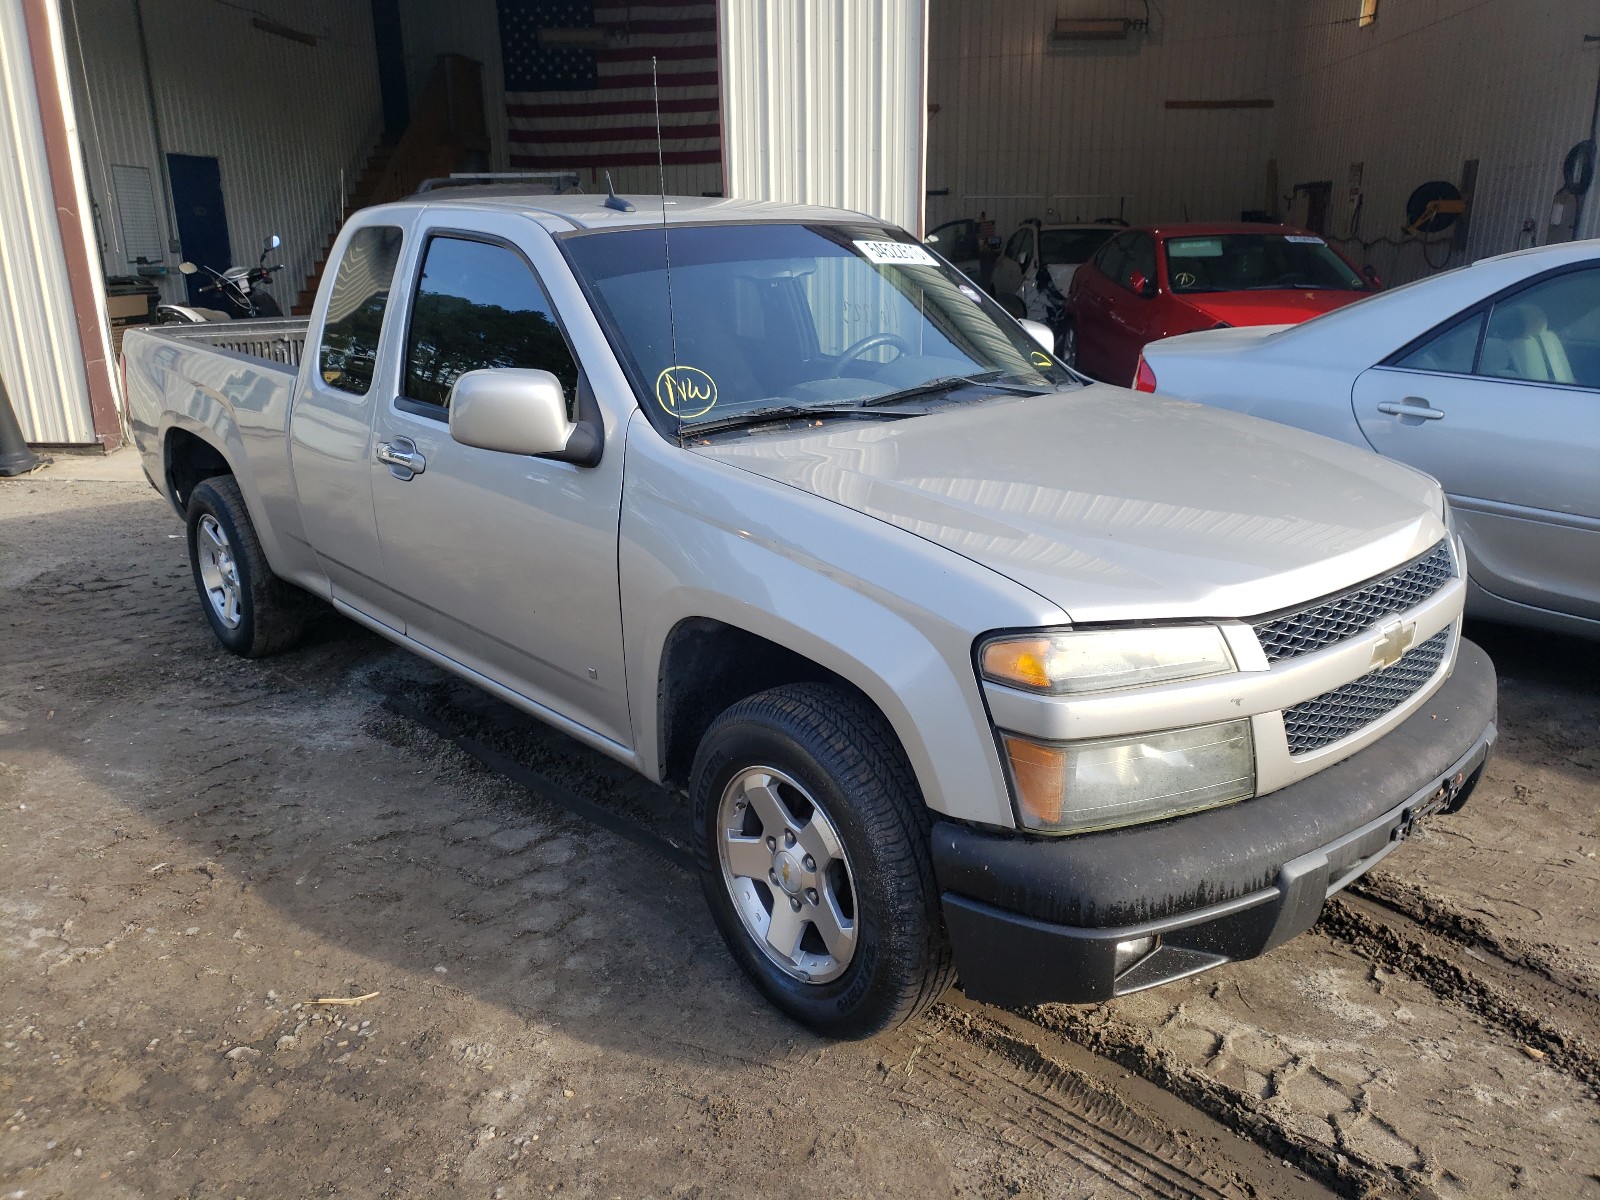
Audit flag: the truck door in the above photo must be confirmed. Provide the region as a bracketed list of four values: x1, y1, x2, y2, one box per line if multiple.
[289, 219, 413, 631]
[367, 217, 632, 748]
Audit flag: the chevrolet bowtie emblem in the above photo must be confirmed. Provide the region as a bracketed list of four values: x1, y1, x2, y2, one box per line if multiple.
[1372, 619, 1416, 668]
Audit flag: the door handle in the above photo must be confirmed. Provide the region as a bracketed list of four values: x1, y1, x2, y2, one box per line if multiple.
[376, 436, 426, 479]
[1377, 398, 1445, 421]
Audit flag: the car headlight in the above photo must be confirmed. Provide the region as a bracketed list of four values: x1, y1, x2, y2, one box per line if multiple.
[1001, 720, 1256, 833]
[979, 625, 1236, 695]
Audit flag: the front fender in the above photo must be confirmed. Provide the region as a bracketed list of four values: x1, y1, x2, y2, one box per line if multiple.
[619, 421, 1065, 828]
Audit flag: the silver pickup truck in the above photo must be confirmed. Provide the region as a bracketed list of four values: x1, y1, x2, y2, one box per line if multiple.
[124, 193, 1497, 1039]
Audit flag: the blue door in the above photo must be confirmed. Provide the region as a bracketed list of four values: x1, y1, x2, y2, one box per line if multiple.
[166, 154, 231, 306]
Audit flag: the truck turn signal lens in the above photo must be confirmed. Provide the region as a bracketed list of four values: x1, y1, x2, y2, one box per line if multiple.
[1001, 734, 1068, 825]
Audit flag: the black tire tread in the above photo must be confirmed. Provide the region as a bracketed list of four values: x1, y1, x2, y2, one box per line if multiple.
[694, 682, 955, 1037]
[187, 476, 307, 658]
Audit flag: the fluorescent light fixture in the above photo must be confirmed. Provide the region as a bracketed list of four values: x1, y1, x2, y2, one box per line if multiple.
[1051, 17, 1134, 41]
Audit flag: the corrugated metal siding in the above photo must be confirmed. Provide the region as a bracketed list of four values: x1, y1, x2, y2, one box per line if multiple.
[927, 0, 1280, 237]
[721, 0, 927, 233]
[62, 0, 382, 308]
[1272, 0, 1600, 284]
[395, 0, 721, 198]
[0, 0, 94, 444]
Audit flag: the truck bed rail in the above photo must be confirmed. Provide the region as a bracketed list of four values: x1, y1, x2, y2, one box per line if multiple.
[149, 318, 310, 370]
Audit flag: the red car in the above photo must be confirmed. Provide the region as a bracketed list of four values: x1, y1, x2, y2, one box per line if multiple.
[1061, 223, 1378, 386]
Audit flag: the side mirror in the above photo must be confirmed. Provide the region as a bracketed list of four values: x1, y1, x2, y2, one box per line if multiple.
[178, 261, 198, 275]
[264, 234, 282, 251]
[447, 368, 600, 465]
[1362, 265, 1382, 290]
[1019, 319, 1054, 352]
[1129, 270, 1157, 298]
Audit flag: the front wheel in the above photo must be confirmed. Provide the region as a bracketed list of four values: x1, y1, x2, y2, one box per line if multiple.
[691, 684, 954, 1039]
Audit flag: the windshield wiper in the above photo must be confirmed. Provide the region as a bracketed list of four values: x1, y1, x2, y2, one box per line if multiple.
[860, 372, 1054, 408]
[680, 403, 918, 438]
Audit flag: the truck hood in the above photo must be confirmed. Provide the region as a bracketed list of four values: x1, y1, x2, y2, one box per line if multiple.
[1181, 288, 1369, 327]
[698, 386, 1442, 622]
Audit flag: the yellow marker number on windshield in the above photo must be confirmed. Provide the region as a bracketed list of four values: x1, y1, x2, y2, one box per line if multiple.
[1030, 350, 1054, 369]
[656, 365, 718, 418]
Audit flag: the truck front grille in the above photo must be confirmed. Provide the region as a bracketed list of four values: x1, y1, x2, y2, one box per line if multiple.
[1253, 540, 1455, 664]
[1283, 627, 1452, 755]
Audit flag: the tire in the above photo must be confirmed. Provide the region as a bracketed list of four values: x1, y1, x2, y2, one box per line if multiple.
[185, 475, 307, 657]
[691, 683, 954, 1039]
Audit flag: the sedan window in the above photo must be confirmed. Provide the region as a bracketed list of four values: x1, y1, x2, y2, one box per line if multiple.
[1395, 312, 1485, 375]
[1479, 268, 1600, 389]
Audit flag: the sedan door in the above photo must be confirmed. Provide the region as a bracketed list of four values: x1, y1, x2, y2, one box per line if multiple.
[1352, 264, 1600, 621]
[367, 216, 633, 748]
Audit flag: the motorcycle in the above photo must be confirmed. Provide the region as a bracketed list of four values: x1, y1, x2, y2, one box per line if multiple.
[157, 234, 286, 324]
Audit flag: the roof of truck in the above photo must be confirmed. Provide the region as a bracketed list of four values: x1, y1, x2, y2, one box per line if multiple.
[407, 192, 885, 232]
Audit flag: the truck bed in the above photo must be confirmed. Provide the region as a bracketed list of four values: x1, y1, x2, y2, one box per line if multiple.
[141, 317, 311, 373]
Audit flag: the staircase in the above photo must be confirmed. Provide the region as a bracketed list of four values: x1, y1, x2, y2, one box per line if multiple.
[293, 55, 488, 315]
[293, 143, 396, 314]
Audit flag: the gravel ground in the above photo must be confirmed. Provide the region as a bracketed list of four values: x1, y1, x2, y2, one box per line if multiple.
[1, 477, 1596, 1199]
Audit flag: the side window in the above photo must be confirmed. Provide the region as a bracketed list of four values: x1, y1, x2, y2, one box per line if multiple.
[318, 225, 404, 396]
[1395, 311, 1485, 375]
[1478, 268, 1600, 388]
[1097, 234, 1133, 286]
[1123, 234, 1157, 292]
[403, 236, 580, 413]
[1003, 229, 1030, 262]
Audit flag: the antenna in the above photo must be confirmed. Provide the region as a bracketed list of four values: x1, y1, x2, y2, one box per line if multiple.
[653, 55, 683, 437]
[602, 171, 634, 213]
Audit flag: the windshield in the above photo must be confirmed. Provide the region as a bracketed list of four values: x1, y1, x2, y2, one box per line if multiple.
[1039, 227, 1116, 266]
[561, 222, 1073, 432]
[1164, 234, 1366, 294]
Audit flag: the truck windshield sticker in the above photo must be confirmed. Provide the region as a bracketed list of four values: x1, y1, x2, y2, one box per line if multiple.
[656, 365, 718, 418]
[853, 240, 938, 267]
[1283, 235, 1326, 244]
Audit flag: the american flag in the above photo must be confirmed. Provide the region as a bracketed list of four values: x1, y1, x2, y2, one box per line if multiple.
[498, 0, 721, 169]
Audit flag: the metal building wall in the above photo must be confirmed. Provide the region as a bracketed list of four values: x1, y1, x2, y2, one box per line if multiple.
[0, 0, 94, 444]
[926, 0, 1279, 238]
[61, 0, 383, 309]
[395, 0, 722, 198]
[1272, 0, 1600, 284]
[720, 0, 927, 233]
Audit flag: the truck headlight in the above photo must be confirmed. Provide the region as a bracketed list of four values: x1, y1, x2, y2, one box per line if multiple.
[980, 626, 1236, 695]
[1001, 719, 1255, 833]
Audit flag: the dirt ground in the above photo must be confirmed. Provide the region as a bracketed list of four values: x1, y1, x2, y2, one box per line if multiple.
[2, 476, 1597, 1200]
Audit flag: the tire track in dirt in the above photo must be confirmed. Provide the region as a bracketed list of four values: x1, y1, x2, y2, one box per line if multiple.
[1322, 889, 1600, 1090]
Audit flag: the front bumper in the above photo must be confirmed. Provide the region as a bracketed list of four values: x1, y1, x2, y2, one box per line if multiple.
[936, 638, 1497, 1008]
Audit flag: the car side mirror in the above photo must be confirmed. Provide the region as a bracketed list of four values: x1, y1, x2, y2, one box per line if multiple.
[1019, 319, 1054, 352]
[1362, 265, 1382, 289]
[1129, 270, 1157, 298]
[448, 368, 601, 465]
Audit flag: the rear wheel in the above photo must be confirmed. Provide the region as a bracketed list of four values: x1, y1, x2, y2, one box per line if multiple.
[185, 476, 308, 657]
[691, 684, 954, 1039]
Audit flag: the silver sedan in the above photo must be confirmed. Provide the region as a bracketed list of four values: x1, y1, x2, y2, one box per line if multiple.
[1137, 239, 1600, 639]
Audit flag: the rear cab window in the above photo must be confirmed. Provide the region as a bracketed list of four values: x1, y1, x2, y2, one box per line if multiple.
[318, 225, 405, 395]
